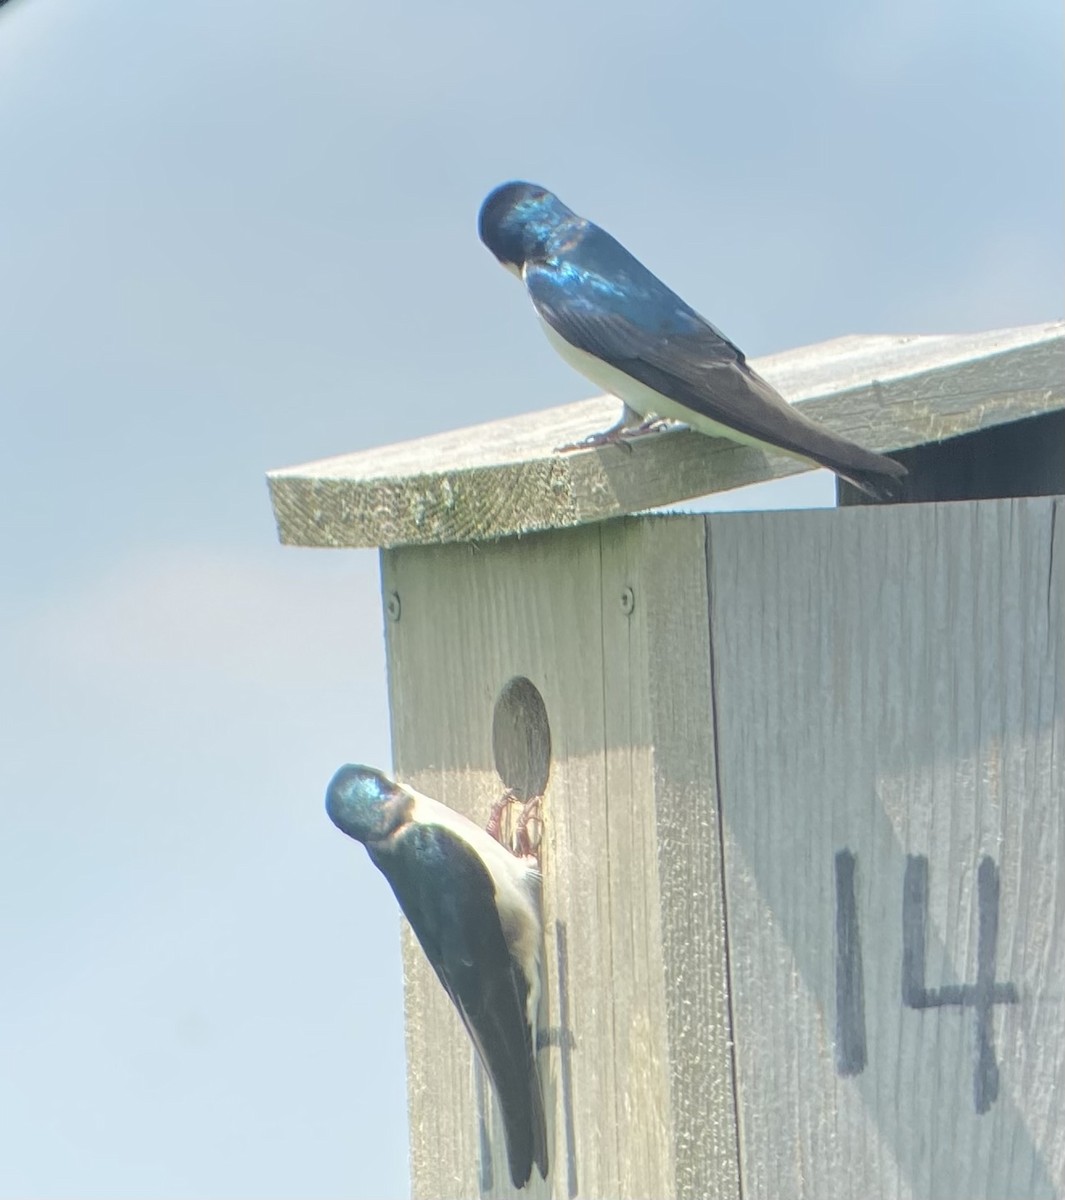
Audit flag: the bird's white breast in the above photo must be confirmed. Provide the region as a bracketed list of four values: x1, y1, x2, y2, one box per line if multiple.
[408, 788, 544, 1028]
[537, 315, 781, 451]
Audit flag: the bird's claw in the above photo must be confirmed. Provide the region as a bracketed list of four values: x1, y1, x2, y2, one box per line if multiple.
[486, 788, 544, 863]
[515, 795, 543, 860]
[555, 415, 678, 454]
[555, 429, 634, 454]
[486, 787, 521, 843]
[628, 416, 676, 437]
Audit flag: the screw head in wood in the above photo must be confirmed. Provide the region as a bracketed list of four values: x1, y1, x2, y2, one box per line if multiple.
[620, 585, 635, 615]
[386, 591, 401, 621]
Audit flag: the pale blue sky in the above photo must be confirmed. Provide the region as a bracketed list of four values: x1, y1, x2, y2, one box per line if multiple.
[1, 0, 1060, 1196]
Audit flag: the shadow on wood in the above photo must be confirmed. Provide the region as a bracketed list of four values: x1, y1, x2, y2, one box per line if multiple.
[839, 409, 1065, 505]
[270, 323, 1065, 1198]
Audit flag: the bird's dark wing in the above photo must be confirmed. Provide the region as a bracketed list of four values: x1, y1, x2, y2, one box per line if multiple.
[525, 237, 905, 495]
[368, 825, 547, 1187]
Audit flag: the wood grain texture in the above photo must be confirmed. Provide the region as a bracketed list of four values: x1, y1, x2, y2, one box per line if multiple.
[705, 497, 1064, 1199]
[270, 322, 1064, 548]
[381, 517, 739, 1199]
[633, 521, 740, 1199]
[368, 498, 1062, 1197]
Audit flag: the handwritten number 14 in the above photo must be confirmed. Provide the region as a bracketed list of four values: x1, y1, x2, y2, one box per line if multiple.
[834, 851, 1018, 1113]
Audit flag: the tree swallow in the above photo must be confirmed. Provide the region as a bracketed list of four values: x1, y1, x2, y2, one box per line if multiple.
[478, 181, 907, 498]
[326, 764, 549, 1188]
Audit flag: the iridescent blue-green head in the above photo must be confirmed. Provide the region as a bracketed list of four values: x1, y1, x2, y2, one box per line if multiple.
[478, 181, 577, 273]
[325, 764, 412, 845]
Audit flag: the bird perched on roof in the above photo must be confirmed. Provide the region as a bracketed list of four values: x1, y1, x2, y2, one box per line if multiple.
[326, 764, 549, 1189]
[478, 181, 907, 499]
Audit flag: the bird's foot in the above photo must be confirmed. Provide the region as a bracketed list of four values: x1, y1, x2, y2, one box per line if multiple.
[486, 788, 520, 844]
[621, 416, 676, 439]
[487, 789, 544, 862]
[555, 426, 635, 454]
[556, 412, 679, 453]
[555, 404, 645, 453]
[515, 794, 543, 862]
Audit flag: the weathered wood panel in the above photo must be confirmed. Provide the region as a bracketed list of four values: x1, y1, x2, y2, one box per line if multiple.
[602, 520, 740, 1200]
[381, 518, 739, 1199]
[372, 498, 1062, 1197]
[270, 322, 1063, 549]
[839, 409, 1065, 505]
[706, 497, 1064, 1199]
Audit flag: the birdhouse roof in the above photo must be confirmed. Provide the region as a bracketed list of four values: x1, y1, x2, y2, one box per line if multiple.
[268, 321, 1063, 548]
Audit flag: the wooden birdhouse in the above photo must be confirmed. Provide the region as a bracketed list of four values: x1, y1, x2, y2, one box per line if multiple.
[269, 321, 1064, 1199]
